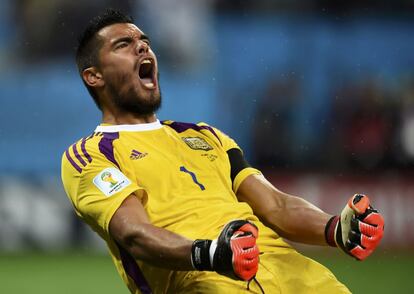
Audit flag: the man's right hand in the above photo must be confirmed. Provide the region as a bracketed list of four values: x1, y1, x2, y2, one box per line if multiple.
[191, 220, 259, 281]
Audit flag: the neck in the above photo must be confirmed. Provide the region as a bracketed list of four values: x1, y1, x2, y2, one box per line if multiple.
[102, 111, 157, 125]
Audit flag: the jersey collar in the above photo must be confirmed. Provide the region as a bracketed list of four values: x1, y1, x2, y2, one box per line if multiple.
[94, 119, 163, 132]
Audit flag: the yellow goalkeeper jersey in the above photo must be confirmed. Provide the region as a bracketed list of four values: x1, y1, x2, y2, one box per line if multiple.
[61, 120, 283, 293]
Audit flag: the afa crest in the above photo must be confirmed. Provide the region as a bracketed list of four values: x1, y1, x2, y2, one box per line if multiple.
[182, 137, 213, 151]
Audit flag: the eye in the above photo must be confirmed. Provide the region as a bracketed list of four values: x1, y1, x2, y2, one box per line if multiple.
[115, 42, 129, 49]
[142, 39, 151, 46]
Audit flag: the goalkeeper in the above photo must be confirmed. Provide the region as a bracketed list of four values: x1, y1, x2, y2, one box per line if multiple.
[61, 9, 384, 293]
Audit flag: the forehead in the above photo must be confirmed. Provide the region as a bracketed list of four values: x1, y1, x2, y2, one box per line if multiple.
[98, 23, 144, 43]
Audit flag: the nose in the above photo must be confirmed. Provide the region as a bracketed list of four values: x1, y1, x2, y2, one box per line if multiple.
[137, 41, 149, 55]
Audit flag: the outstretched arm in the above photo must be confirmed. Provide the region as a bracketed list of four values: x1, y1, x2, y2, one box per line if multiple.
[109, 192, 194, 270]
[236, 173, 384, 260]
[236, 173, 331, 245]
[109, 190, 259, 280]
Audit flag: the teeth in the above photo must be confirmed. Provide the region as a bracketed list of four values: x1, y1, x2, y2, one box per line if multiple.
[145, 82, 154, 88]
[141, 59, 151, 64]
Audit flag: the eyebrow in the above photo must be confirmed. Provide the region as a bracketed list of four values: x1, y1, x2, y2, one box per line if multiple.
[111, 34, 150, 47]
[140, 34, 150, 42]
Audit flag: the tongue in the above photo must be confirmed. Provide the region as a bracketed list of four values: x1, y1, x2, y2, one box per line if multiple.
[141, 78, 154, 87]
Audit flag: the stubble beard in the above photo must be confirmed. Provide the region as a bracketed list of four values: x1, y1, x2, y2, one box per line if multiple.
[108, 73, 162, 116]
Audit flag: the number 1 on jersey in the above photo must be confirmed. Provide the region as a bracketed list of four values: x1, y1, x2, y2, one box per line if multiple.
[180, 166, 205, 191]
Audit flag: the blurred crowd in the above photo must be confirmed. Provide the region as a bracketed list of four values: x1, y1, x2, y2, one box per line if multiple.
[1, 0, 414, 173]
[9, 0, 414, 66]
[253, 75, 414, 171]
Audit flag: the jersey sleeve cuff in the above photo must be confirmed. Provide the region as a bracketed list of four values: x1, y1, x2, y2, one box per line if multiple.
[232, 167, 262, 193]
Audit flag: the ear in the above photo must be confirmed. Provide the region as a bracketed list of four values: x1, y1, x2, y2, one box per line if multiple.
[82, 67, 105, 89]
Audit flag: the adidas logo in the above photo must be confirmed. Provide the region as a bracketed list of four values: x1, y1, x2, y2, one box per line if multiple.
[130, 149, 148, 160]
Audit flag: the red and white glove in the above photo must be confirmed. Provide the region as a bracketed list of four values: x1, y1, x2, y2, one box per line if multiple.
[325, 194, 384, 260]
[191, 220, 259, 281]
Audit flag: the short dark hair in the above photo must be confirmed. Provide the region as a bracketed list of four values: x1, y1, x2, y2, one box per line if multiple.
[76, 9, 133, 109]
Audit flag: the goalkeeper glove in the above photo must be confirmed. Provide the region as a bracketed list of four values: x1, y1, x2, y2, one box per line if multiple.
[325, 194, 384, 260]
[191, 220, 259, 281]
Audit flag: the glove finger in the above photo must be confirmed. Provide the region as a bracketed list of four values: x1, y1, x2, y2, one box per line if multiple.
[239, 254, 259, 268]
[241, 245, 260, 260]
[232, 249, 259, 281]
[360, 211, 384, 229]
[231, 242, 259, 263]
[348, 219, 383, 250]
[231, 234, 256, 249]
[234, 264, 258, 281]
[357, 211, 384, 246]
[359, 221, 384, 239]
[356, 206, 375, 220]
[221, 220, 256, 241]
[353, 211, 384, 236]
[362, 234, 382, 249]
[230, 235, 259, 276]
[346, 240, 373, 261]
[232, 230, 251, 238]
[237, 223, 259, 238]
[348, 194, 370, 215]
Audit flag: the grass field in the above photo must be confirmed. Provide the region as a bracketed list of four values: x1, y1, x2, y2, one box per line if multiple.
[0, 250, 412, 293]
[307, 250, 413, 294]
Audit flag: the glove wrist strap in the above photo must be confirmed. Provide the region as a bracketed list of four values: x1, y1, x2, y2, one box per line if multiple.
[325, 215, 339, 247]
[191, 239, 213, 271]
[209, 239, 218, 267]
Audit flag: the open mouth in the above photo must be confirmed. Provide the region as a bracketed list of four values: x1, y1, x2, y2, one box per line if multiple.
[138, 58, 156, 89]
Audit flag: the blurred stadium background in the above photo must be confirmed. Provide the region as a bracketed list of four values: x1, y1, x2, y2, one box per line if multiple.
[1, 0, 413, 293]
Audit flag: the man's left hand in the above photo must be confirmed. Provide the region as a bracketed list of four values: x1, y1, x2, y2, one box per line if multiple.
[325, 194, 384, 260]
